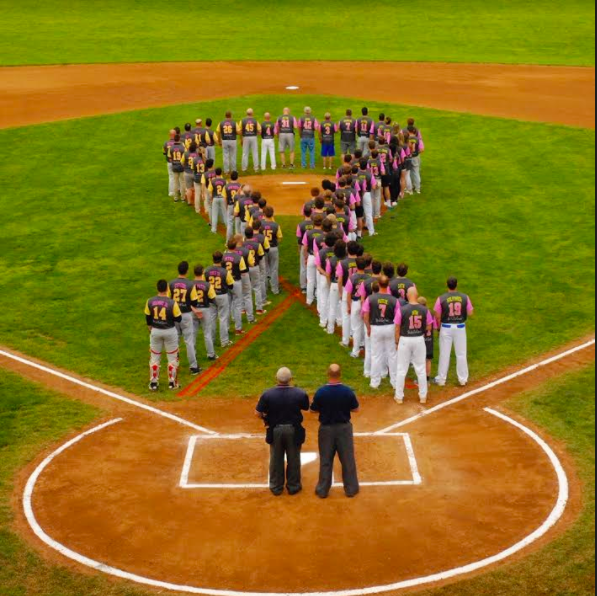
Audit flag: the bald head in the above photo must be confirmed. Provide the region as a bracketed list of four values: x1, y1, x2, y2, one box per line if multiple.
[283, 107, 291, 115]
[407, 286, 419, 303]
[264, 112, 271, 120]
[277, 367, 293, 386]
[304, 106, 312, 115]
[169, 129, 176, 138]
[247, 108, 254, 116]
[328, 364, 342, 381]
[325, 112, 332, 120]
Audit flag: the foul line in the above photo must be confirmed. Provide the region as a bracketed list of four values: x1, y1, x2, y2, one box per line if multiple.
[375, 339, 596, 435]
[22, 407, 569, 595]
[0, 349, 216, 435]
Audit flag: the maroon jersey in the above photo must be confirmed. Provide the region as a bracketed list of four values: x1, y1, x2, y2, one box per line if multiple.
[277, 115, 296, 134]
[261, 121, 276, 139]
[169, 142, 186, 173]
[163, 139, 175, 162]
[390, 277, 416, 301]
[205, 266, 231, 296]
[338, 118, 357, 143]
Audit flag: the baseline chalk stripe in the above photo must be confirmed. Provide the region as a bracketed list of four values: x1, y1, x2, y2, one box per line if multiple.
[282, 181, 308, 186]
[376, 338, 596, 434]
[0, 349, 216, 435]
[23, 409, 570, 595]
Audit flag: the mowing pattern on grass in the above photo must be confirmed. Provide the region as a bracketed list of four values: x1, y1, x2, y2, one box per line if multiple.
[0, 0, 594, 66]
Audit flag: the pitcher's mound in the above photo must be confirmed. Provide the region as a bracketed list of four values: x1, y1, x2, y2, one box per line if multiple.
[240, 173, 332, 216]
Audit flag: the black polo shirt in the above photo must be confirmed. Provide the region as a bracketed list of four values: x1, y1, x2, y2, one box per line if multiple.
[256, 386, 310, 427]
[311, 383, 360, 425]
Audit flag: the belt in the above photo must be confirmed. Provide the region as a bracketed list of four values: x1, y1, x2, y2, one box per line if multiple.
[442, 323, 466, 329]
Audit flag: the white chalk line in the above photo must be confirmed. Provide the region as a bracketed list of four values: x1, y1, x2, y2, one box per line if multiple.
[376, 339, 595, 435]
[0, 349, 216, 435]
[23, 407, 570, 596]
[180, 433, 421, 490]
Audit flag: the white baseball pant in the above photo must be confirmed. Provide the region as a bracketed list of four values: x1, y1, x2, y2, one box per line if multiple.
[370, 325, 397, 389]
[364, 332, 372, 378]
[306, 255, 318, 305]
[261, 139, 277, 170]
[395, 336, 428, 402]
[341, 291, 351, 346]
[167, 163, 174, 197]
[150, 328, 179, 385]
[299, 251, 307, 291]
[318, 274, 330, 326]
[350, 301, 364, 358]
[327, 283, 340, 335]
[436, 325, 469, 386]
[362, 192, 376, 235]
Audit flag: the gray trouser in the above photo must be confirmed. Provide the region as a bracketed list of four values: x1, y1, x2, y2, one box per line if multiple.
[213, 294, 231, 347]
[226, 205, 235, 241]
[175, 312, 198, 369]
[260, 259, 268, 299]
[211, 197, 227, 233]
[267, 247, 280, 294]
[249, 266, 265, 310]
[317, 423, 359, 498]
[149, 327, 179, 384]
[358, 137, 371, 157]
[193, 307, 216, 358]
[206, 146, 216, 162]
[173, 171, 185, 199]
[341, 141, 356, 156]
[222, 140, 237, 173]
[184, 173, 194, 196]
[411, 156, 422, 191]
[230, 280, 244, 331]
[242, 137, 259, 171]
[241, 273, 255, 322]
[270, 425, 302, 495]
[299, 250, 307, 290]
[167, 163, 174, 196]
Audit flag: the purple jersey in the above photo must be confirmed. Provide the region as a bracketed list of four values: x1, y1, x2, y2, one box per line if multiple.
[218, 119, 238, 141]
[276, 115, 297, 134]
[225, 182, 242, 206]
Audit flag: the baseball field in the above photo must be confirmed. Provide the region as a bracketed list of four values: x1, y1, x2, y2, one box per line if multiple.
[0, 1, 595, 596]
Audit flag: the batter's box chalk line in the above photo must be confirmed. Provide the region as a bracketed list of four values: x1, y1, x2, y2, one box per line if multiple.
[178, 432, 422, 490]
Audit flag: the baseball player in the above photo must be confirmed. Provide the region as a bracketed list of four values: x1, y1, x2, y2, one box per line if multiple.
[298, 107, 320, 169]
[345, 257, 370, 358]
[183, 142, 199, 207]
[304, 213, 325, 305]
[216, 111, 239, 174]
[434, 277, 474, 387]
[276, 108, 298, 169]
[336, 241, 360, 347]
[356, 159, 377, 236]
[201, 159, 216, 220]
[168, 135, 187, 203]
[203, 119, 217, 163]
[362, 276, 399, 390]
[418, 296, 438, 381]
[325, 240, 347, 335]
[240, 109, 261, 173]
[320, 114, 338, 171]
[163, 129, 177, 198]
[338, 109, 358, 160]
[395, 287, 434, 404]
[359, 260, 383, 377]
[297, 206, 315, 293]
[261, 207, 283, 295]
[223, 240, 249, 336]
[372, 113, 386, 142]
[316, 234, 337, 328]
[192, 265, 218, 361]
[408, 135, 425, 194]
[168, 262, 202, 377]
[192, 119, 206, 155]
[368, 149, 383, 219]
[377, 137, 394, 205]
[191, 150, 205, 214]
[182, 123, 194, 150]
[391, 264, 416, 301]
[243, 228, 268, 315]
[233, 234, 257, 325]
[208, 169, 228, 236]
[205, 253, 235, 348]
[252, 219, 270, 306]
[260, 113, 277, 171]
[357, 108, 375, 156]
[145, 280, 183, 392]
[233, 185, 251, 236]
[225, 173, 243, 241]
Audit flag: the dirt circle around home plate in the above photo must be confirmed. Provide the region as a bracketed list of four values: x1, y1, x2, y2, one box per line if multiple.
[23, 394, 569, 596]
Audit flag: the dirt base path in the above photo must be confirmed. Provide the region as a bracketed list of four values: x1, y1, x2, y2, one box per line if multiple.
[0, 62, 594, 130]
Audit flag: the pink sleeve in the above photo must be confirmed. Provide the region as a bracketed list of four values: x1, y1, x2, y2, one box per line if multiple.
[350, 192, 358, 207]
[345, 280, 354, 295]
[343, 233, 349, 242]
[361, 298, 371, 314]
[334, 123, 339, 133]
[326, 260, 332, 275]
[371, 177, 378, 189]
[358, 284, 367, 299]
[426, 311, 434, 326]
[370, 122, 375, 134]
[315, 119, 321, 131]
[394, 308, 402, 326]
[336, 171, 341, 182]
[315, 253, 322, 268]
[302, 234, 308, 247]
[296, 225, 302, 239]
[419, 139, 425, 152]
[467, 298, 474, 315]
[434, 298, 441, 315]
[433, 318, 439, 330]
[336, 262, 343, 279]
[314, 242, 320, 257]
[274, 122, 279, 135]
[293, 118, 299, 128]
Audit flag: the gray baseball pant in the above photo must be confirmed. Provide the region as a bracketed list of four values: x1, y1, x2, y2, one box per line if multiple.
[193, 307, 216, 358]
[211, 197, 227, 234]
[358, 137, 371, 157]
[260, 259, 268, 300]
[241, 273, 255, 322]
[167, 163, 174, 196]
[267, 247, 280, 294]
[299, 250, 307, 290]
[173, 171, 185, 201]
[175, 312, 198, 370]
[249, 266, 265, 311]
[213, 294, 231, 347]
[206, 146, 216, 162]
[230, 280, 244, 331]
[226, 206, 235, 241]
[242, 137, 259, 172]
[411, 156, 422, 192]
[222, 140, 237, 174]
[149, 327, 179, 385]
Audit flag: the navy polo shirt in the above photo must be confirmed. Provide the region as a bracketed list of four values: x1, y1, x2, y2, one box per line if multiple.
[256, 386, 310, 427]
[311, 383, 360, 425]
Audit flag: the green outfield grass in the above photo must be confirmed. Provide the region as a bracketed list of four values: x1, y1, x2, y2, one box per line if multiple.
[0, 0, 594, 67]
[0, 95, 593, 400]
[0, 364, 593, 595]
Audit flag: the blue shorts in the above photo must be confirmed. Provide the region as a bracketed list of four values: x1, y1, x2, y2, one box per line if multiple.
[321, 143, 336, 158]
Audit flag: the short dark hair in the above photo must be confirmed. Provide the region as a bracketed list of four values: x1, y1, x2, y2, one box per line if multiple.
[157, 279, 168, 293]
[379, 113, 385, 121]
[372, 260, 383, 275]
[174, 126, 181, 134]
[334, 199, 345, 210]
[206, 118, 213, 127]
[408, 118, 416, 127]
[185, 123, 192, 131]
[215, 167, 223, 176]
[354, 150, 363, 160]
[343, 155, 352, 164]
[362, 107, 369, 116]
[311, 187, 320, 198]
[252, 219, 262, 231]
[245, 227, 254, 239]
[231, 171, 239, 181]
[397, 263, 409, 277]
[258, 198, 267, 209]
[448, 277, 458, 290]
[313, 214, 324, 226]
[334, 240, 347, 259]
[359, 158, 368, 170]
[379, 276, 390, 290]
[325, 234, 337, 248]
[304, 206, 313, 218]
[356, 244, 365, 257]
[346, 109, 353, 116]
[178, 261, 189, 276]
[227, 239, 237, 251]
[174, 134, 181, 142]
[315, 197, 325, 210]
[194, 265, 204, 277]
[213, 251, 223, 264]
[356, 257, 367, 271]
[225, 111, 232, 118]
[189, 142, 197, 153]
[205, 159, 215, 169]
[383, 262, 395, 278]
[326, 206, 335, 216]
[371, 281, 380, 294]
[264, 206, 274, 218]
[322, 219, 334, 233]
[322, 179, 333, 191]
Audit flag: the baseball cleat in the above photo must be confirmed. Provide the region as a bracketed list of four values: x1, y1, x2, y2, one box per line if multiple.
[207, 355, 219, 361]
[149, 382, 159, 392]
[235, 330, 246, 336]
[256, 310, 267, 316]
[395, 398, 404, 405]
[168, 382, 180, 391]
[190, 367, 202, 376]
[420, 398, 428, 405]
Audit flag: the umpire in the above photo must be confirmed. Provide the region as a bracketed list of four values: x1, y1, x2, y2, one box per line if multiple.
[256, 368, 310, 497]
[311, 364, 360, 499]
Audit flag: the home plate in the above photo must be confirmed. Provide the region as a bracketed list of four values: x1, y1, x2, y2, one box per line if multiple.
[301, 452, 318, 466]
